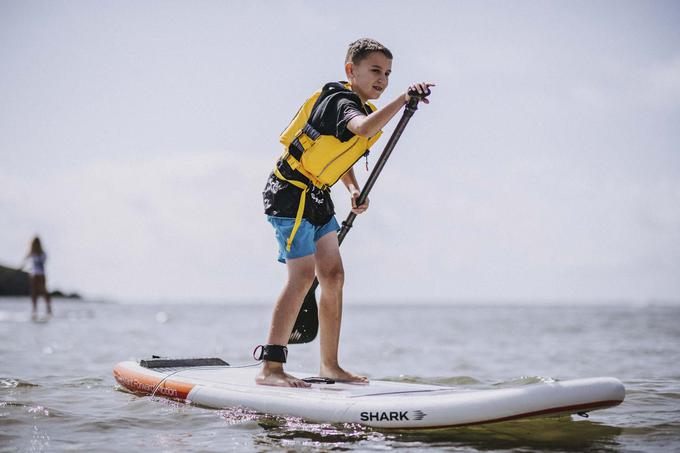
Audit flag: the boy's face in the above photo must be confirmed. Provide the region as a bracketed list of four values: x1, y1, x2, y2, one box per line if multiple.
[346, 51, 392, 101]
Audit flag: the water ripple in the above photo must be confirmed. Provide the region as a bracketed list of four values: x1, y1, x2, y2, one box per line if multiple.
[0, 378, 39, 389]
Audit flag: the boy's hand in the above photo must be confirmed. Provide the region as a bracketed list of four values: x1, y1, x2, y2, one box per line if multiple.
[351, 190, 369, 214]
[405, 82, 436, 104]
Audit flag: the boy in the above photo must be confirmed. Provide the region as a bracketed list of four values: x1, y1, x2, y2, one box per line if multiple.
[259, 38, 433, 387]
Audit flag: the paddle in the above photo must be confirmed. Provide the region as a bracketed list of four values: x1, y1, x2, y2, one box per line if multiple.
[288, 87, 431, 344]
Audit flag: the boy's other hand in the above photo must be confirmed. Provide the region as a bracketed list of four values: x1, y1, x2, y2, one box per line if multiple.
[351, 190, 369, 214]
[405, 82, 436, 104]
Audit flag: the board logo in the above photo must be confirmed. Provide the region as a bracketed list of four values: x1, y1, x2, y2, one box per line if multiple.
[360, 410, 428, 422]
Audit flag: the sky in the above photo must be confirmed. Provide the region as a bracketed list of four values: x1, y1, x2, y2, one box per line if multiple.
[1, 0, 679, 303]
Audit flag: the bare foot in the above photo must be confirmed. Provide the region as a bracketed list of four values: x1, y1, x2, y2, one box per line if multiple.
[320, 365, 369, 384]
[256, 365, 311, 388]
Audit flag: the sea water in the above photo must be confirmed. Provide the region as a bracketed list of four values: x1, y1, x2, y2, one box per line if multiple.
[1, 298, 679, 452]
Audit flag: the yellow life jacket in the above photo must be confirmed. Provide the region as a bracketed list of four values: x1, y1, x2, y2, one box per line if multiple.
[273, 82, 383, 251]
[279, 82, 383, 189]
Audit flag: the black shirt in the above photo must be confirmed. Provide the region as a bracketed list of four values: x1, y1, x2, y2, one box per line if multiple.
[263, 89, 372, 226]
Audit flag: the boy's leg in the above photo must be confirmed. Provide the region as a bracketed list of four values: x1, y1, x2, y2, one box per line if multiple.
[256, 254, 316, 388]
[315, 232, 368, 383]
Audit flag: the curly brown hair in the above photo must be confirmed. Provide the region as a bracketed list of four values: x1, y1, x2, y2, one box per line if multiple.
[345, 38, 393, 65]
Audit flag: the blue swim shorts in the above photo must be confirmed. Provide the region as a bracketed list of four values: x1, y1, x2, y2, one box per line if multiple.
[267, 216, 340, 263]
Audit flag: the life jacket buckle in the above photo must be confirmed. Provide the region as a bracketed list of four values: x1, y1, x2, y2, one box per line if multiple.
[285, 153, 300, 171]
[297, 133, 314, 151]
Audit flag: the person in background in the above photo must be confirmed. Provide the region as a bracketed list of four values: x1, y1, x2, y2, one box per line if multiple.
[21, 236, 53, 319]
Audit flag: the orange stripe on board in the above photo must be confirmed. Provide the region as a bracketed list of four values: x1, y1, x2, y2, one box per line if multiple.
[113, 364, 195, 400]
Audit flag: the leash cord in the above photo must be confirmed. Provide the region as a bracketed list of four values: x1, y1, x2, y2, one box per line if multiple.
[149, 362, 261, 399]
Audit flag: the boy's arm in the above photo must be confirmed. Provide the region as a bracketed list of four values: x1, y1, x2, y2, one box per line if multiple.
[340, 168, 368, 214]
[347, 82, 434, 137]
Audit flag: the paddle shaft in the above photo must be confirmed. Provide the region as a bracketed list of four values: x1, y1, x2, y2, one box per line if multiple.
[299, 95, 422, 309]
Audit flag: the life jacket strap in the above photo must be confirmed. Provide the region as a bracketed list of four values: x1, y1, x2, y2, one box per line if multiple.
[282, 153, 328, 190]
[283, 123, 330, 191]
[301, 123, 321, 140]
[273, 167, 309, 252]
[291, 122, 321, 159]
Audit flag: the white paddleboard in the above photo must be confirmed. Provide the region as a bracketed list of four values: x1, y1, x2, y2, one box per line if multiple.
[113, 358, 625, 429]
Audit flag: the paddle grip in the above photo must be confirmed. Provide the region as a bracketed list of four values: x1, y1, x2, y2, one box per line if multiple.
[407, 87, 431, 100]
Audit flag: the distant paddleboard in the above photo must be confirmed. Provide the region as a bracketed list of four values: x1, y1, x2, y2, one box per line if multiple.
[113, 358, 625, 429]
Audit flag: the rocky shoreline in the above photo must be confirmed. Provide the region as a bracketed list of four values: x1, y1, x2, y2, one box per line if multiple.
[0, 264, 81, 299]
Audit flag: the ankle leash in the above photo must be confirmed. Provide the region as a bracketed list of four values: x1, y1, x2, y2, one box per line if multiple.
[253, 344, 288, 363]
